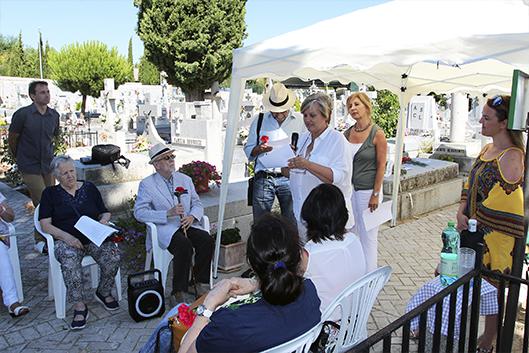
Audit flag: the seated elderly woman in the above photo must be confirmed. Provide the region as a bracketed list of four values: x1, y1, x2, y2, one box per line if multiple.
[141, 213, 321, 353]
[0, 192, 30, 317]
[39, 155, 120, 330]
[301, 183, 367, 319]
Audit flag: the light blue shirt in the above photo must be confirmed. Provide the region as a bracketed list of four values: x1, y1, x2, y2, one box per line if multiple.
[243, 110, 305, 173]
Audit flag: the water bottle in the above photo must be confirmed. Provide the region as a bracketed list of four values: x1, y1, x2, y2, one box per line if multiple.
[440, 221, 460, 286]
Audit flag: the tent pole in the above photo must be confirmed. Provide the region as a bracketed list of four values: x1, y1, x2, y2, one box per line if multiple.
[390, 74, 410, 226]
[213, 77, 246, 279]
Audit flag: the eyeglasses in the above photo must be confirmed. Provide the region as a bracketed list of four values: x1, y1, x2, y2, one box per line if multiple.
[491, 95, 503, 107]
[158, 154, 175, 161]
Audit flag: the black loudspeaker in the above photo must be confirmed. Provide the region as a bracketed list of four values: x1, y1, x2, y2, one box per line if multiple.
[128, 269, 165, 322]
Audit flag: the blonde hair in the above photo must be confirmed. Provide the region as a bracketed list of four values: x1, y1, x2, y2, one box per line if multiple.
[300, 92, 333, 123]
[346, 92, 372, 117]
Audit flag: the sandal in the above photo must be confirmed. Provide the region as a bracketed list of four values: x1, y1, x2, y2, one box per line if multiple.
[8, 303, 30, 318]
[95, 291, 119, 311]
[477, 347, 494, 353]
[70, 306, 89, 330]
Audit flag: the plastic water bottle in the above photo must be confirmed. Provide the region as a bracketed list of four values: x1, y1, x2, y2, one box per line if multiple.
[440, 221, 460, 286]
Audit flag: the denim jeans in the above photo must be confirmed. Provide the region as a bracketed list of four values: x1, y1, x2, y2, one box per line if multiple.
[139, 304, 182, 353]
[252, 173, 295, 223]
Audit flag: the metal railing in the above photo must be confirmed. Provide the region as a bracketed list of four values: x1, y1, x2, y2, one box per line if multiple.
[348, 246, 529, 353]
[481, 268, 529, 353]
[64, 131, 98, 148]
[350, 247, 484, 353]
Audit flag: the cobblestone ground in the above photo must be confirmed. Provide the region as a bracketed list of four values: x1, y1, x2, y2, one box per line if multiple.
[0, 182, 516, 352]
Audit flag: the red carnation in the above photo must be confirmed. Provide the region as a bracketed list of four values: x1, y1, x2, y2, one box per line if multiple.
[174, 187, 188, 203]
[177, 304, 197, 328]
[260, 135, 269, 144]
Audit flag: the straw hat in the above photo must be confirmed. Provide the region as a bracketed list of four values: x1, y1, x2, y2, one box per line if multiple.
[148, 143, 175, 164]
[262, 83, 296, 113]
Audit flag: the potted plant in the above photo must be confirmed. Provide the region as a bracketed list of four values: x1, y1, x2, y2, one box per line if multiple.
[179, 160, 221, 193]
[217, 226, 246, 272]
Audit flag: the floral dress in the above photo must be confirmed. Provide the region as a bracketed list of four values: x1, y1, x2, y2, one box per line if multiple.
[461, 145, 524, 281]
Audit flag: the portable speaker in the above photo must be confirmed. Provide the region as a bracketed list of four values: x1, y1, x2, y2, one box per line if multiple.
[128, 269, 165, 322]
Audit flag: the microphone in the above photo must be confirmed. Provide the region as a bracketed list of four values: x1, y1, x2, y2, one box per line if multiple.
[291, 132, 299, 152]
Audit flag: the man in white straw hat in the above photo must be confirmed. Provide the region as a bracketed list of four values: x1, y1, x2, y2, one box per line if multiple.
[134, 143, 213, 302]
[244, 82, 304, 223]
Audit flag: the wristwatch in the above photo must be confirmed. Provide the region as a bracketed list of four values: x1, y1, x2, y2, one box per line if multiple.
[372, 191, 380, 197]
[196, 304, 213, 319]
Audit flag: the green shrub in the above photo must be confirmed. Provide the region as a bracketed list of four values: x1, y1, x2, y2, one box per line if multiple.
[372, 89, 400, 138]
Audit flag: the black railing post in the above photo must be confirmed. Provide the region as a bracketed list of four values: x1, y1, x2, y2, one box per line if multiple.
[500, 115, 529, 353]
[468, 243, 483, 352]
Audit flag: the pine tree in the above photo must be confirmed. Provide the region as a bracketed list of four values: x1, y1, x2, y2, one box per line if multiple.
[127, 37, 134, 77]
[49, 41, 132, 113]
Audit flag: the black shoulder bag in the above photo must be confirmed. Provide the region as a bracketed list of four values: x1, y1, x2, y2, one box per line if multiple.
[82, 144, 131, 170]
[247, 113, 264, 206]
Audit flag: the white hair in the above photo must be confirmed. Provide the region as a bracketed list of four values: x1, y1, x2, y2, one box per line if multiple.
[50, 155, 74, 178]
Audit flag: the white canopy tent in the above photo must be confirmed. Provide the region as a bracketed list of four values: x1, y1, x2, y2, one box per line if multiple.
[213, 0, 529, 276]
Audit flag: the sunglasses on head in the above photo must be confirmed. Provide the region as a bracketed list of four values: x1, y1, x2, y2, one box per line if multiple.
[491, 95, 503, 107]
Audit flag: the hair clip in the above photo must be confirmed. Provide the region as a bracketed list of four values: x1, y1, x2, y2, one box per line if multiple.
[273, 261, 286, 270]
[491, 95, 503, 107]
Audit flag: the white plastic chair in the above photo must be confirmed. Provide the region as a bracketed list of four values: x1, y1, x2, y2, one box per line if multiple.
[261, 322, 323, 353]
[320, 266, 392, 353]
[144, 216, 212, 294]
[6, 222, 23, 302]
[34, 205, 122, 319]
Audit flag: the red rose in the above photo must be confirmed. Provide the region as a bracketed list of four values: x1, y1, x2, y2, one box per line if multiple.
[260, 135, 269, 144]
[175, 186, 186, 193]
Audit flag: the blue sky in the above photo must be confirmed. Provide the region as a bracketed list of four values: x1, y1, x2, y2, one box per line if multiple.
[0, 0, 387, 63]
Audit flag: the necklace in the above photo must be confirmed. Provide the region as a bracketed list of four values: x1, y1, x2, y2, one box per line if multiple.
[354, 122, 372, 133]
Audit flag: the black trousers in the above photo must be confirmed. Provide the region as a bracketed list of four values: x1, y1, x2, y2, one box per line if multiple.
[167, 226, 213, 294]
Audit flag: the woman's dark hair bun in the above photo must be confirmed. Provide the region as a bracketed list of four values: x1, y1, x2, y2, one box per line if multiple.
[246, 213, 304, 305]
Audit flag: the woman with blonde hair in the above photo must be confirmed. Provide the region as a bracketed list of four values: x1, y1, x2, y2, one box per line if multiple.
[286, 92, 354, 236]
[344, 92, 387, 272]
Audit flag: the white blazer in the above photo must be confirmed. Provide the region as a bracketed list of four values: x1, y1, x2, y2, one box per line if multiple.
[134, 171, 205, 250]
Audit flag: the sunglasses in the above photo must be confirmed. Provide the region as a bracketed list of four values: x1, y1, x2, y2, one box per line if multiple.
[491, 95, 503, 107]
[158, 154, 175, 161]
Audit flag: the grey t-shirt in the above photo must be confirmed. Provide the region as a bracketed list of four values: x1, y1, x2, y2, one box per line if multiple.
[9, 103, 60, 174]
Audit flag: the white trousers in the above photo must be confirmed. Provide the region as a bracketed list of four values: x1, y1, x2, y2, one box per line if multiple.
[351, 189, 381, 272]
[0, 241, 18, 308]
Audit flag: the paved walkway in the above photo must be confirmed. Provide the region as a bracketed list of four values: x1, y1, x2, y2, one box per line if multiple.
[0, 181, 481, 352]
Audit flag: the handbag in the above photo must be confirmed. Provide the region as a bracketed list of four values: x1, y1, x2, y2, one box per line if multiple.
[247, 113, 264, 206]
[155, 294, 206, 353]
[84, 144, 131, 170]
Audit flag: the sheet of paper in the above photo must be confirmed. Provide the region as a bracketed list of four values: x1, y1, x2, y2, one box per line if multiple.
[258, 138, 295, 168]
[363, 200, 392, 231]
[259, 129, 288, 142]
[74, 216, 118, 247]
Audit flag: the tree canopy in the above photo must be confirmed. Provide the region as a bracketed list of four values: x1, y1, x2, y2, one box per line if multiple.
[138, 55, 159, 85]
[134, 0, 247, 101]
[48, 41, 131, 113]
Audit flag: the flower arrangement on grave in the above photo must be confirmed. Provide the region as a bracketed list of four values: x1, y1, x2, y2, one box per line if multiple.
[401, 156, 428, 167]
[179, 161, 221, 193]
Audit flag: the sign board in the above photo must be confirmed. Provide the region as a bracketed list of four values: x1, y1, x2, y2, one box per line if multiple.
[508, 69, 529, 131]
